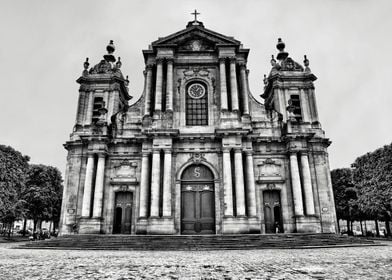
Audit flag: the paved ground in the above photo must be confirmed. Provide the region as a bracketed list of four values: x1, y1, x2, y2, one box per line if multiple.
[0, 242, 391, 280]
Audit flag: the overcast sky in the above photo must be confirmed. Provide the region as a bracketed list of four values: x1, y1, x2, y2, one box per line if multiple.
[1, 0, 391, 176]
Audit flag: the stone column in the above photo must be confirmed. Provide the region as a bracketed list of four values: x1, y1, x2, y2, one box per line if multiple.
[229, 57, 239, 112]
[85, 91, 94, 125]
[222, 149, 233, 216]
[239, 63, 250, 115]
[234, 149, 246, 216]
[139, 152, 150, 218]
[219, 58, 228, 111]
[81, 153, 95, 217]
[92, 153, 106, 218]
[154, 58, 163, 112]
[150, 150, 161, 217]
[166, 58, 173, 112]
[289, 152, 304, 216]
[300, 152, 315, 215]
[245, 151, 257, 216]
[144, 64, 153, 116]
[162, 149, 172, 217]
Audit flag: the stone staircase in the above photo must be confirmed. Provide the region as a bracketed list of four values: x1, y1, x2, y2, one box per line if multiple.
[19, 233, 378, 250]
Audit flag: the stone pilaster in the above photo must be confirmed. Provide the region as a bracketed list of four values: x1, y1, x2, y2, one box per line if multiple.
[222, 149, 234, 216]
[92, 153, 106, 217]
[229, 57, 239, 112]
[234, 149, 246, 216]
[154, 58, 163, 112]
[162, 149, 172, 217]
[289, 152, 304, 216]
[300, 152, 315, 215]
[81, 153, 95, 217]
[166, 58, 174, 112]
[84, 91, 94, 125]
[239, 63, 249, 115]
[76, 91, 86, 125]
[245, 151, 257, 217]
[299, 89, 310, 122]
[219, 58, 228, 111]
[144, 64, 153, 116]
[139, 152, 150, 218]
[309, 88, 319, 122]
[150, 150, 161, 217]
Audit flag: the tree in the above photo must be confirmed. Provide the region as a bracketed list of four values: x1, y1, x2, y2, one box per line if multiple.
[24, 164, 63, 231]
[352, 143, 392, 237]
[331, 168, 361, 233]
[0, 145, 30, 236]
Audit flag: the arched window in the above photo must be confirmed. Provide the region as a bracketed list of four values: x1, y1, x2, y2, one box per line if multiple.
[186, 82, 208, 126]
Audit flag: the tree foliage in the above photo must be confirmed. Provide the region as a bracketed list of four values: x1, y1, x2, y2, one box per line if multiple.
[352, 143, 392, 235]
[24, 164, 63, 230]
[331, 168, 356, 221]
[0, 145, 30, 225]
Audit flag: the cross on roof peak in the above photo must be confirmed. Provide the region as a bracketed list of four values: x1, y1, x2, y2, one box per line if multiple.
[191, 9, 200, 22]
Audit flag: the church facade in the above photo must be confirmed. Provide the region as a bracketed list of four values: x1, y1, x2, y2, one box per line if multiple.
[59, 18, 337, 235]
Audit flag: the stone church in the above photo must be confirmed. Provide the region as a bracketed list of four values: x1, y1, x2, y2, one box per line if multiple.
[59, 16, 337, 235]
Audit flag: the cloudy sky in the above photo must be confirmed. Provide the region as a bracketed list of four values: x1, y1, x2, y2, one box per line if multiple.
[0, 0, 391, 176]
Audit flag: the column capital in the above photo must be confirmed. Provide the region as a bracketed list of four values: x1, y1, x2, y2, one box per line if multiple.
[145, 63, 154, 70]
[222, 147, 232, 153]
[229, 56, 237, 63]
[238, 62, 247, 69]
[152, 149, 161, 154]
[165, 57, 174, 63]
[86, 152, 95, 158]
[244, 150, 253, 156]
[233, 148, 243, 153]
[219, 57, 227, 63]
[156, 57, 164, 64]
[96, 152, 107, 158]
[299, 151, 309, 156]
[163, 148, 172, 154]
[142, 151, 151, 157]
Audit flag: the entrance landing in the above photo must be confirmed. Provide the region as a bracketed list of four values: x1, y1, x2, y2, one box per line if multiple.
[19, 233, 379, 250]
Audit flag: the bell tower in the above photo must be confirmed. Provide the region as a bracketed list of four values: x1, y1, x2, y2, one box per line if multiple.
[74, 40, 131, 132]
[262, 38, 319, 127]
[262, 39, 337, 233]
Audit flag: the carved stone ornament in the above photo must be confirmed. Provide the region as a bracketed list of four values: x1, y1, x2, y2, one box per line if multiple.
[266, 183, 276, 190]
[113, 161, 137, 178]
[179, 39, 213, 51]
[257, 158, 282, 177]
[190, 153, 205, 164]
[280, 57, 304, 72]
[183, 67, 210, 78]
[89, 59, 123, 75]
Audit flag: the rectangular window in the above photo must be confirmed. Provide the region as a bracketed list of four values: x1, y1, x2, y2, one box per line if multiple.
[186, 84, 208, 126]
[290, 95, 302, 122]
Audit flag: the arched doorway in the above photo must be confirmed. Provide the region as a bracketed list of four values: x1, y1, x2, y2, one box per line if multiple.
[113, 192, 133, 234]
[181, 164, 215, 234]
[263, 190, 283, 233]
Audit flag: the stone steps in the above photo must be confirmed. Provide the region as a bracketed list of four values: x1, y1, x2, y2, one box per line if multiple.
[19, 233, 378, 250]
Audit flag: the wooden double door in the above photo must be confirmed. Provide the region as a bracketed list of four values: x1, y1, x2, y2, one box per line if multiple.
[113, 192, 133, 234]
[181, 165, 215, 234]
[263, 190, 283, 233]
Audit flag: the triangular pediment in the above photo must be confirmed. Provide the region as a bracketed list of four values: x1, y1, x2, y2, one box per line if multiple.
[151, 24, 241, 50]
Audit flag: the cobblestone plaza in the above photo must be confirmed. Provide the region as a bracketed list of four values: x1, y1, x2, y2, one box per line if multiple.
[1, 242, 391, 279]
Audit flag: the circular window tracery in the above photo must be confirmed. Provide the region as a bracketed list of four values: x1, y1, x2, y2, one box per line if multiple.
[188, 83, 205, 99]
